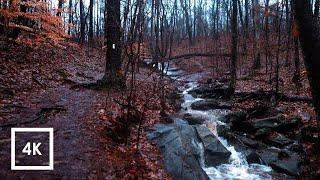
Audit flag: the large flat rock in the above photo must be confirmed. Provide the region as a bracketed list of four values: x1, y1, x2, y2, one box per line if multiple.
[148, 120, 232, 180]
[147, 120, 209, 180]
[195, 126, 231, 166]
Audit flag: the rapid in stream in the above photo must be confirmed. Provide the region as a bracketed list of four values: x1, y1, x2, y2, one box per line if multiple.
[164, 64, 275, 179]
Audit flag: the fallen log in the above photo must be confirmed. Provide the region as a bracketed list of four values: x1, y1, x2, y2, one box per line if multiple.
[280, 95, 312, 103]
[166, 52, 231, 61]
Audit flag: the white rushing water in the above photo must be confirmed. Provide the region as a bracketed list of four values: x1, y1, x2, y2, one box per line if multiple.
[181, 81, 273, 180]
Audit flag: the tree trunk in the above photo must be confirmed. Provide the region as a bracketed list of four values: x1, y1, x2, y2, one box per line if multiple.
[265, 0, 270, 75]
[292, 36, 301, 89]
[215, 0, 220, 36]
[252, 0, 261, 69]
[230, 0, 238, 95]
[68, 0, 73, 35]
[102, 0, 123, 86]
[244, 0, 249, 51]
[79, 0, 85, 43]
[89, 0, 94, 45]
[180, 0, 193, 45]
[285, 0, 292, 67]
[315, 0, 320, 17]
[57, 0, 63, 16]
[293, 0, 320, 121]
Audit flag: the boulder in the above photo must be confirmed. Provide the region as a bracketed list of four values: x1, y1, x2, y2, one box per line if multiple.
[251, 115, 284, 130]
[246, 152, 266, 164]
[223, 111, 247, 123]
[189, 86, 215, 98]
[183, 113, 206, 125]
[195, 125, 231, 167]
[301, 125, 320, 143]
[298, 111, 311, 121]
[191, 100, 231, 110]
[224, 111, 255, 133]
[270, 156, 300, 177]
[275, 107, 286, 113]
[255, 128, 272, 139]
[216, 124, 230, 137]
[257, 148, 280, 164]
[236, 135, 263, 149]
[189, 84, 230, 99]
[224, 132, 266, 150]
[275, 117, 301, 132]
[288, 143, 305, 154]
[264, 133, 293, 148]
[257, 148, 301, 177]
[147, 120, 209, 180]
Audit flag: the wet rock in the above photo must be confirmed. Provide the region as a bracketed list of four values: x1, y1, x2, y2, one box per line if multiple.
[265, 133, 293, 148]
[269, 172, 296, 179]
[247, 104, 271, 118]
[195, 125, 231, 167]
[183, 113, 205, 125]
[275, 117, 301, 132]
[278, 150, 291, 159]
[212, 85, 230, 98]
[217, 124, 230, 137]
[288, 144, 305, 154]
[168, 92, 184, 110]
[206, 78, 213, 84]
[251, 115, 284, 129]
[191, 100, 232, 110]
[189, 86, 214, 98]
[223, 111, 255, 133]
[246, 152, 266, 164]
[275, 107, 286, 113]
[299, 111, 311, 121]
[257, 148, 301, 177]
[301, 126, 320, 143]
[189, 84, 230, 99]
[270, 157, 300, 177]
[222, 134, 252, 154]
[255, 128, 272, 139]
[238, 135, 263, 149]
[226, 132, 266, 150]
[258, 148, 280, 164]
[147, 120, 209, 180]
[223, 111, 247, 123]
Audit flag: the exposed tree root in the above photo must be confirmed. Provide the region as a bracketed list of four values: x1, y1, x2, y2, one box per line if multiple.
[0, 105, 66, 128]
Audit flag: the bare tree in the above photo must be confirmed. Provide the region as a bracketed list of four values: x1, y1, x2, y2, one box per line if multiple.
[89, 0, 94, 44]
[68, 0, 73, 35]
[57, 0, 64, 16]
[79, 0, 85, 43]
[180, 0, 193, 45]
[230, 0, 238, 95]
[252, 0, 261, 69]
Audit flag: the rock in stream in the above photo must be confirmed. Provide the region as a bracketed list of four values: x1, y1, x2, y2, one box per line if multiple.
[147, 119, 231, 180]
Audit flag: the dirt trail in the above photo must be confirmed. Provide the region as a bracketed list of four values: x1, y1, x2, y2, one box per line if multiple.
[0, 86, 109, 179]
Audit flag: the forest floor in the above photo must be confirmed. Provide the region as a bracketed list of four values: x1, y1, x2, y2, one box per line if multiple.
[0, 39, 174, 179]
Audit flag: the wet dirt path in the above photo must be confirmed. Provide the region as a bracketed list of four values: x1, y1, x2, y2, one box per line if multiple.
[0, 86, 108, 179]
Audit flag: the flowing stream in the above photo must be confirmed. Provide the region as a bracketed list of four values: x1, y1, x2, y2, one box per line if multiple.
[163, 63, 275, 179]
